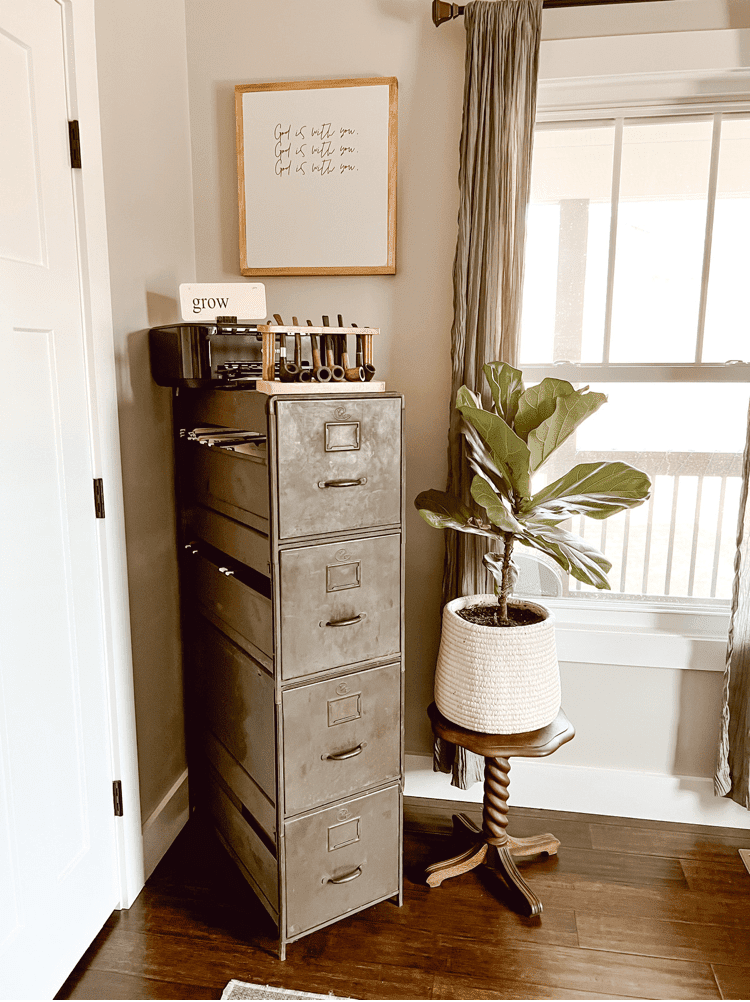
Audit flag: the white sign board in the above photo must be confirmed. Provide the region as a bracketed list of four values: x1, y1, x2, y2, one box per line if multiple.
[179, 283, 267, 322]
[235, 77, 397, 276]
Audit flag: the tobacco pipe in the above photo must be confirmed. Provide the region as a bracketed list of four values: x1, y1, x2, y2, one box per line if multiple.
[336, 314, 366, 380]
[352, 324, 377, 382]
[292, 317, 312, 382]
[307, 321, 331, 381]
[272, 314, 299, 382]
[322, 316, 345, 381]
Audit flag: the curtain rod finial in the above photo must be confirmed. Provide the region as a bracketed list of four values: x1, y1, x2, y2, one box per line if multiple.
[433, 1, 464, 27]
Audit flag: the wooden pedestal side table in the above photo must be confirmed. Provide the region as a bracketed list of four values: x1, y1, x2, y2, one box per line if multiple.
[426, 702, 575, 917]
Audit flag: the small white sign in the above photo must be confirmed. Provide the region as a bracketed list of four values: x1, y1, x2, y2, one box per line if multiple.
[179, 283, 267, 322]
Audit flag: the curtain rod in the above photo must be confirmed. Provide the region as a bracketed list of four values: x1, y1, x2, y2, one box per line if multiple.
[433, 0, 673, 27]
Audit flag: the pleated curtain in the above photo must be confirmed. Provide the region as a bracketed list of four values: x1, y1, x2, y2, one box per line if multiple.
[436, 0, 543, 788]
[715, 398, 750, 809]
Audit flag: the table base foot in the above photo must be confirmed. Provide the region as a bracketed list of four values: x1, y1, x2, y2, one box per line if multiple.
[487, 843, 544, 917]
[425, 841, 487, 887]
[507, 832, 560, 858]
[425, 813, 552, 915]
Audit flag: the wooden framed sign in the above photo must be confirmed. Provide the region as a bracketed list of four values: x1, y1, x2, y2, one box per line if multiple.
[235, 77, 397, 276]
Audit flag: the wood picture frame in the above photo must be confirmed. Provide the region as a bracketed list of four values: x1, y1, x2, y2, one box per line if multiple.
[235, 77, 397, 276]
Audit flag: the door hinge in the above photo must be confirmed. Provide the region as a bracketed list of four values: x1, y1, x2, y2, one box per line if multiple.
[113, 780, 124, 817]
[68, 120, 81, 169]
[93, 478, 105, 518]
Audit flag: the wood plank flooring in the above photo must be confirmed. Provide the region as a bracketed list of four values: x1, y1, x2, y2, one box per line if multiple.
[56, 800, 750, 1000]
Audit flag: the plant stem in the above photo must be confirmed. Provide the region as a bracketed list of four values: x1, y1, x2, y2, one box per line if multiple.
[498, 532, 515, 623]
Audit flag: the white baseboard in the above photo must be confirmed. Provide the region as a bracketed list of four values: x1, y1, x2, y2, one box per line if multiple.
[405, 754, 750, 830]
[141, 768, 190, 880]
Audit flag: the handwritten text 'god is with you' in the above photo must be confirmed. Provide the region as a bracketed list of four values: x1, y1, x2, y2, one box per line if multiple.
[274, 123, 358, 177]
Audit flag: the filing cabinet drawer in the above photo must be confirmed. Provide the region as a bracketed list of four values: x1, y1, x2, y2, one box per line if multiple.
[208, 772, 279, 918]
[274, 397, 401, 539]
[190, 551, 273, 665]
[279, 533, 401, 679]
[282, 663, 400, 815]
[193, 619, 276, 801]
[185, 443, 269, 534]
[204, 729, 276, 843]
[284, 785, 400, 938]
[178, 386, 267, 436]
[186, 505, 271, 578]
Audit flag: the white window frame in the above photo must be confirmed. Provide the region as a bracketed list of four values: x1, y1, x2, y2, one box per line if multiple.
[528, 32, 750, 668]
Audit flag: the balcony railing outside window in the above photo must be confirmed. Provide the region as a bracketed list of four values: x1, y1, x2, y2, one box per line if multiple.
[519, 113, 750, 603]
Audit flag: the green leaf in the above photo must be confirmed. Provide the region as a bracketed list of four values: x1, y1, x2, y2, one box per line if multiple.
[517, 509, 569, 530]
[527, 390, 607, 471]
[470, 475, 522, 533]
[483, 550, 519, 596]
[520, 524, 612, 590]
[463, 421, 514, 500]
[455, 385, 482, 411]
[525, 462, 651, 520]
[456, 400, 532, 498]
[414, 489, 498, 538]
[482, 363, 524, 425]
[514, 378, 577, 441]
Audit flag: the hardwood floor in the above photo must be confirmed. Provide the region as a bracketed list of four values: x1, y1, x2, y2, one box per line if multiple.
[57, 800, 750, 1001]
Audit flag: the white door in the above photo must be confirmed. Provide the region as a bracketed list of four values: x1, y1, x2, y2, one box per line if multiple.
[0, 1, 120, 998]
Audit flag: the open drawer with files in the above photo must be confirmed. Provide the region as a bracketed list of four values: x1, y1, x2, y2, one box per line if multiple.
[174, 387, 404, 959]
[185, 540, 273, 671]
[181, 434, 269, 535]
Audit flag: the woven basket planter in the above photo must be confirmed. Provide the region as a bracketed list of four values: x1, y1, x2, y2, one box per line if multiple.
[434, 595, 561, 734]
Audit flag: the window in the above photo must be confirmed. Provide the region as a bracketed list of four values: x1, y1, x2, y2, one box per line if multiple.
[519, 112, 750, 605]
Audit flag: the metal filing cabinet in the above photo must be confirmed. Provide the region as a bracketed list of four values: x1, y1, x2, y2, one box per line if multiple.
[175, 388, 404, 959]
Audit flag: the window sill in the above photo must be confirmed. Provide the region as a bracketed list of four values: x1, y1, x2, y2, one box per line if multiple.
[539, 596, 729, 672]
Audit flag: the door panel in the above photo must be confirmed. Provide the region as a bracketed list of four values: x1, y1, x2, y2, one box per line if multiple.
[0, 26, 46, 266]
[0, 1, 119, 997]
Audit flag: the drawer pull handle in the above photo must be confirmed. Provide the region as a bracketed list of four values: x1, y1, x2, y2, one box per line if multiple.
[317, 477, 367, 489]
[327, 866, 362, 885]
[322, 742, 367, 761]
[323, 613, 365, 628]
[218, 566, 235, 577]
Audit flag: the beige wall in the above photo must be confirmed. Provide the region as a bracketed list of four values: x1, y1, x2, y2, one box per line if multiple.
[95, 0, 196, 819]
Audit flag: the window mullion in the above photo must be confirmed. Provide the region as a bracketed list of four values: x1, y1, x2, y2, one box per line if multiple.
[710, 477, 729, 598]
[695, 113, 723, 364]
[601, 117, 624, 364]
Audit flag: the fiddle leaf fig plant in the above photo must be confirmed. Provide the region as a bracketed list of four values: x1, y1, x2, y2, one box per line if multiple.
[416, 362, 651, 625]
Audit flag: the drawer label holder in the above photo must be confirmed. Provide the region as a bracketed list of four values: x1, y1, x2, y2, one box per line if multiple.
[326, 559, 361, 592]
[325, 421, 361, 452]
[328, 816, 361, 851]
[327, 692, 362, 725]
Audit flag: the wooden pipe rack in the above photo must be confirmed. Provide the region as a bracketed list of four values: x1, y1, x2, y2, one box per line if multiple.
[256, 324, 379, 383]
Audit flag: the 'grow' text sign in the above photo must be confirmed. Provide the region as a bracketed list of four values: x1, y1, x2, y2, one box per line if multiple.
[179, 283, 267, 322]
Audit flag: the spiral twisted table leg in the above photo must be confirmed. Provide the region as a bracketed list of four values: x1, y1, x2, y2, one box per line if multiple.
[482, 755, 544, 917]
[482, 756, 511, 844]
